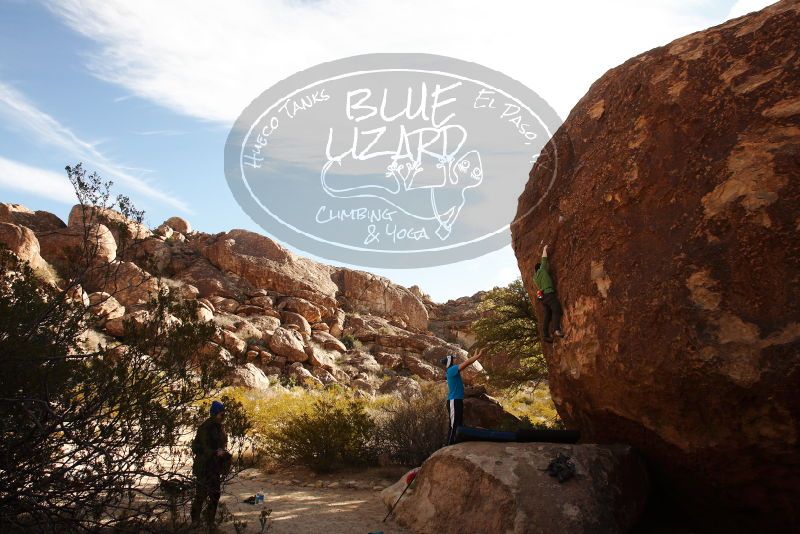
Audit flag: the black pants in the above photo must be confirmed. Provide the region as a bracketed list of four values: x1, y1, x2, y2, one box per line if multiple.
[191, 471, 221, 524]
[446, 398, 464, 445]
[541, 292, 563, 337]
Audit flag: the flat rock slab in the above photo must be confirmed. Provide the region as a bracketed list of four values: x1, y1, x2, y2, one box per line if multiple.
[389, 442, 648, 534]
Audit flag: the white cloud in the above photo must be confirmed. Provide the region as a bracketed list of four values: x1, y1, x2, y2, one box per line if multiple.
[40, 0, 759, 302]
[132, 129, 187, 136]
[0, 156, 76, 204]
[0, 82, 191, 212]
[46, 0, 728, 124]
[728, 0, 775, 19]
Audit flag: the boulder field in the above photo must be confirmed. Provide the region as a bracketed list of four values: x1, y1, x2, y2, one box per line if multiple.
[0, 200, 492, 409]
[511, 1, 800, 529]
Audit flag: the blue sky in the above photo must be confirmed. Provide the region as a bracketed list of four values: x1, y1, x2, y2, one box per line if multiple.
[0, 0, 772, 301]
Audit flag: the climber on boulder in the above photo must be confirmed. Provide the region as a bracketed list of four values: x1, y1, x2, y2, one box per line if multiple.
[440, 352, 483, 445]
[533, 245, 564, 343]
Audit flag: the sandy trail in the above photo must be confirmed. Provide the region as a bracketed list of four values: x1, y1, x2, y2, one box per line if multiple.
[217, 469, 410, 534]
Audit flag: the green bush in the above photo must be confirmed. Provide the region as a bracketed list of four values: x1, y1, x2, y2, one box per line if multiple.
[231, 384, 456, 470]
[340, 333, 360, 350]
[0, 165, 239, 531]
[259, 390, 375, 472]
[373, 383, 448, 466]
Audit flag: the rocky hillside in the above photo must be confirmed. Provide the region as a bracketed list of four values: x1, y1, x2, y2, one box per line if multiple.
[0, 201, 492, 401]
[512, 1, 799, 530]
[425, 290, 485, 349]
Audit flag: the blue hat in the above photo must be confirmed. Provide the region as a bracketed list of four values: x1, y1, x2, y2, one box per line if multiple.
[210, 400, 225, 416]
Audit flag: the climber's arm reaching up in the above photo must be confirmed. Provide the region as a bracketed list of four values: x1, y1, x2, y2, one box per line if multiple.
[458, 351, 483, 372]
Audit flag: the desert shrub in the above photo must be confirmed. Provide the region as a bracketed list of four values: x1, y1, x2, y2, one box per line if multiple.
[0, 165, 245, 532]
[373, 383, 448, 466]
[244, 388, 375, 472]
[340, 333, 360, 350]
[226, 386, 316, 444]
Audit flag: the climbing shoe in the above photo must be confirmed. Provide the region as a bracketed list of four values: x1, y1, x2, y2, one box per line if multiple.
[543, 336, 553, 343]
[554, 330, 565, 338]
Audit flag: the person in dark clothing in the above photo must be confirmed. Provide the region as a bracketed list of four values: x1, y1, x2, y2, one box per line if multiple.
[191, 400, 231, 526]
[440, 352, 483, 445]
[534, 245, 565, 343]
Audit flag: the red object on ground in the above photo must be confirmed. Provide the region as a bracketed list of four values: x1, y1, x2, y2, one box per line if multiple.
[406, 469, 419, 486]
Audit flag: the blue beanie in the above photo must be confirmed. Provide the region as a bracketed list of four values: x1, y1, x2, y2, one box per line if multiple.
[210, 400, 225, 416]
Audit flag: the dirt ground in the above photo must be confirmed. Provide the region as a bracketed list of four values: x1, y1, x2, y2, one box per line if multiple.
[217, 466, 411, 534]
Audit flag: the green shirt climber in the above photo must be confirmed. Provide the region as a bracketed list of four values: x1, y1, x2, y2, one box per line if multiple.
[533, 245, 564, 342]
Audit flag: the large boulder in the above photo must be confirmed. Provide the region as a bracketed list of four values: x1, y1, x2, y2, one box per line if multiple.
[104, 309, 151, 338]
[174, 257, 248, 299]
[403, 354, 443, 381]
[0, 222, 52, 277]
[67, 204, 151, 243]
[310, 366, 338, 385]
[328, 308, 346, 337]
[163, 216, 192, 234]
[277, 296, 322, 323]
[374, 351, 403, 370]
[463, 387, 521, 430]
[280, 310, 311, 336]
[335, 269, 429, 330]
[87, 292, 125, 326]
[249, 315, 281, 339]
[161, 278, 199, 301]
[306, 342, 338, 371]
[345, 351, 382, 375]
[389, 442, 648, 534]
[269, 326, 308, 362]
[310, 330, 347, 352]
[0, 203, 66, 233]
[378, 376, 422, 399]
[200, 229, 338, 308]
[86, 261, 159, 307]
[229, 363, 270, 392]
[210, 296, 240, 313]
[213, 329, 246, 355]
[124, 236, 174, 274]
[381, 469, 419, 510]
[154, 223, 173, 239]
[510, 2, 800, 529]
[38, 223, 117, 270]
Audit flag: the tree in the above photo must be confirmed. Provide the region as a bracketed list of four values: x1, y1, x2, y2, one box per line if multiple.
[471, 278, 548, 389]
[0, 164, 244, 532]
